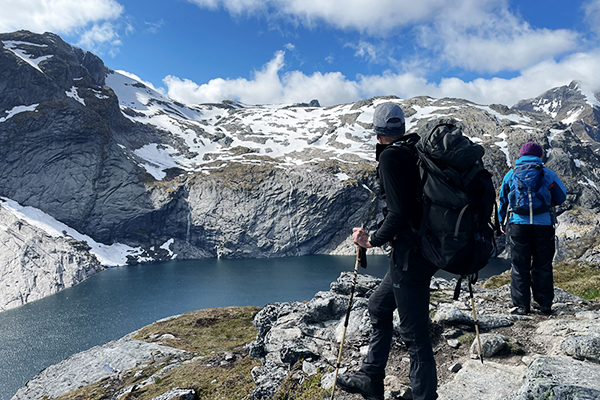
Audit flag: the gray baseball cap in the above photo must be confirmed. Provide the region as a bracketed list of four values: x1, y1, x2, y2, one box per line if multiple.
[373, 102, 405, 136]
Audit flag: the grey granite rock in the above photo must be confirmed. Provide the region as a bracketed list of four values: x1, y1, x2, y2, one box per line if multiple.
[559, 335, 600, 363]
[470, 333, 508, 358]
[10, 331, 190, 400]
[438, 360, 525, 400]
[0, 201, 103, 311]
[504, 356, 600, 400]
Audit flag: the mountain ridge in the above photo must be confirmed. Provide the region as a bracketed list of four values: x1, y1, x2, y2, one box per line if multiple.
[2, 30, 600, 311]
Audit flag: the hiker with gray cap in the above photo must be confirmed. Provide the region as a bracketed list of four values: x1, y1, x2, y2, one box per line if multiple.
[336, 102, 439, 400]
[498, 142, 567, 315]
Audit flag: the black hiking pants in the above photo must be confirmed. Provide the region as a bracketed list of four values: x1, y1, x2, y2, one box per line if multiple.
[509, 224, 556, 310]
[360, 243, 438, 400]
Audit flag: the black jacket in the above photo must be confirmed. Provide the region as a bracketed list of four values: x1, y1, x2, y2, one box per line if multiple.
[369, 133, 422, 247]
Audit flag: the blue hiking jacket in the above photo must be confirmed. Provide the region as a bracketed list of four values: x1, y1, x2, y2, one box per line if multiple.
[498, 155, 567, 226]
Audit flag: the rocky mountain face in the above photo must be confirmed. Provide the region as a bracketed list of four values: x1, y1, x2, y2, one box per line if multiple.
[12, 273, 600, 400]
[513, 80, 600, 144]
[0, 199, 103, 311]
[2, 30, 600, 310]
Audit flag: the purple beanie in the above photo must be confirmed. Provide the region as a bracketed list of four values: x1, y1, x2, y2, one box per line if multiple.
[519, 142, 543, 158]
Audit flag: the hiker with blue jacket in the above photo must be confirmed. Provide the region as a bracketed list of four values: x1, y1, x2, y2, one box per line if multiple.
[498, 142, 567, 315]
[336, 103, 439, 400]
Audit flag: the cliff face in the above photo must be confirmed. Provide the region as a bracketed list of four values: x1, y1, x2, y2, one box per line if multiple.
[2, 30, 600, 310]
[0, 31, 386, 264]
[0, 200, 103, 311]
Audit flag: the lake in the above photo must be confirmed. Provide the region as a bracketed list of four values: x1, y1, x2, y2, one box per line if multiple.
[0, 255, 509, 399]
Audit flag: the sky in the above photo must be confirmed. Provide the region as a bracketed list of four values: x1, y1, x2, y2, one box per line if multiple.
[2, 0, 600, 107]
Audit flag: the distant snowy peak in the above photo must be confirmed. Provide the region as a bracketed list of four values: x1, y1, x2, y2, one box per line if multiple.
[513, 80, 599, 123]
[106, 70, 206, 120]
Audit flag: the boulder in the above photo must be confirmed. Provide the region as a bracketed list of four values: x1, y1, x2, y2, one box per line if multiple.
[505, 356, 600, 400]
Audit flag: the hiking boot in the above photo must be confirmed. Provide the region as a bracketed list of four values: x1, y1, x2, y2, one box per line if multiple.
[532, 302, 552, 315]
[510, 306, 529, 315]
[336, 370, 384, 400]
[540, 307, 552, 315]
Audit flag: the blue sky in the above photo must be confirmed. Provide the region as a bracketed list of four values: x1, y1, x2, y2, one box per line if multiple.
[2, 0, 600, 106]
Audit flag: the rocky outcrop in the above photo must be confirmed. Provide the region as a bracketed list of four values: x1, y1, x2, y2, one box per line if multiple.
[505, 356, 600, 400]
[0, 31, 164, 248]
[11, 328, 192, 400]
[0, 199, 103, 311]
[247, 273, 600, 400]
[18, 272, 599, 400]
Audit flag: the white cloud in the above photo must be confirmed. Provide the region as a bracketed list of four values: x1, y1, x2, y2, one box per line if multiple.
[144, 19, 165, 34]
[424, 4, 579, 73]
[187, 0, 267, 15]
[584, 0, 600, 35]
[186, 0, 581, 75]
[0, 0, 124, 55]
[77, 22, 121, 54]
[164, 50, 359, 106]
[345, 40, 379, 63]
[186, 0, 449, 33]
[362, 50, 600, 105]
[359, 50, 600, 105]
[440, 28, 578, 73]
[0, 0, 123, 34]
[163, 48, 600, 108]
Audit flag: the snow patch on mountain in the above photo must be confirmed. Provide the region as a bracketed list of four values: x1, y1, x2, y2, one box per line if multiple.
[66, 86, 85, 105]
[474, 105, 531, 123]
[0, 103, 38, 123]
[134, 144, 180, 180]
[0, 197, 145, 266]
[1, 40, 52, 73]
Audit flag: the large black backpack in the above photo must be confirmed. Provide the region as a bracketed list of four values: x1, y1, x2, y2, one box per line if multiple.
[415, 120, 497, 291]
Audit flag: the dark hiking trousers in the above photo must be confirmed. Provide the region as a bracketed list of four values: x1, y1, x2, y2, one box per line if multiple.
[360, 245, 438, 400]
[509, 224, 556, 310]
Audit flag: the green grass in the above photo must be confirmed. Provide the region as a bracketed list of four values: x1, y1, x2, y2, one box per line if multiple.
[52, 306, 262, 400]
[274, 361, 331, 400]
[133, 306, 261, 354]
[552, 262, 600, 301]
[458, 333, 476, 345]
[482, 262, 600, 301]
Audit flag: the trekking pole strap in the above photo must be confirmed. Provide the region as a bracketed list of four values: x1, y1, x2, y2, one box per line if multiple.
[453, 276, 464, 301]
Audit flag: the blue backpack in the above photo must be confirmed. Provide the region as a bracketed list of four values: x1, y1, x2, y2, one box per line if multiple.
[509, 163, 551, 223]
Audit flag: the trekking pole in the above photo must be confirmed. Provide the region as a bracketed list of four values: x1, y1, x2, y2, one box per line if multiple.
[330, 246, 365, 400]
[468, 275, 484, 364]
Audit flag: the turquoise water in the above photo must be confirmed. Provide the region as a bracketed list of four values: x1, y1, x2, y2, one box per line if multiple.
[0, 255, 509, 399]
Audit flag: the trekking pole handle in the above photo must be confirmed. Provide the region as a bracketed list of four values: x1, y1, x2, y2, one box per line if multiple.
[357, 246, 367, 268]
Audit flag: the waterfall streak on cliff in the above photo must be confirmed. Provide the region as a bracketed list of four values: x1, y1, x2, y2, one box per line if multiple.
[186, 210, 191, 243]
[287, 178, 299, 255]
